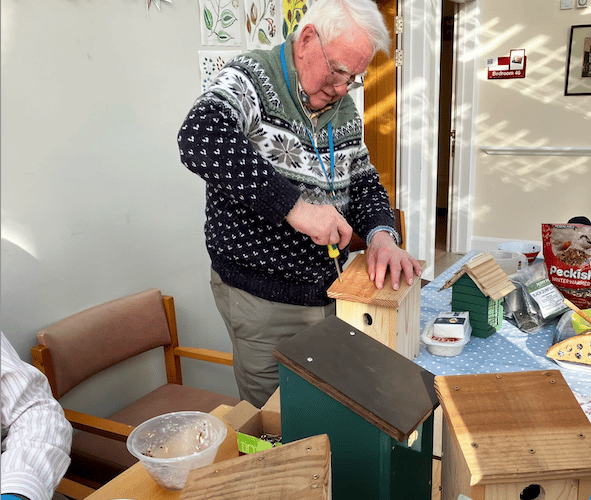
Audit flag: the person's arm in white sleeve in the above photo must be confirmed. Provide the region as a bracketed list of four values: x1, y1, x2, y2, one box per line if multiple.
[1, 332, 72, 500]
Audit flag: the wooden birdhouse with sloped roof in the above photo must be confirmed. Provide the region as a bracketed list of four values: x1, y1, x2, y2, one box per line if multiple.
[439, 253, 516, 338]
[327, 253, 426, 359]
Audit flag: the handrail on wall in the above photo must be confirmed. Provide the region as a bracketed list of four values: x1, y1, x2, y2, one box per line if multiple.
[481, 146, 591, 157]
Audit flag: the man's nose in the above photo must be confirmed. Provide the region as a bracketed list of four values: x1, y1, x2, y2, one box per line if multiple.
[333, 82, 349, 97]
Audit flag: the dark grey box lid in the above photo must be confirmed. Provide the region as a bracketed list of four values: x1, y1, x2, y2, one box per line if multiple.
[274, 316, 439, 442]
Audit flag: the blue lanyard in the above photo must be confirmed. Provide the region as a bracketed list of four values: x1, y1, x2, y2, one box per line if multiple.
[280, 43, 336, 198]
[307, 125, 336, 199]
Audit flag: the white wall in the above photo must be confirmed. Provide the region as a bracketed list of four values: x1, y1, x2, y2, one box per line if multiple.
[470, 3, 591, 248]
[1, 0, 240, 416]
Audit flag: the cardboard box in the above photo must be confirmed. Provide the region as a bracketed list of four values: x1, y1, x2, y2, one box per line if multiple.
[222, 387, 281, 454]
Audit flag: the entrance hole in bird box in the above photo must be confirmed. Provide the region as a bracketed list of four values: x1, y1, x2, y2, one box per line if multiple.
[520, 484, 544, 500]
[363, 313, 373, 326]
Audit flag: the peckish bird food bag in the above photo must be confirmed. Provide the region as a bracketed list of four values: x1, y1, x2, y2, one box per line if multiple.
[542, 223, 591, 309]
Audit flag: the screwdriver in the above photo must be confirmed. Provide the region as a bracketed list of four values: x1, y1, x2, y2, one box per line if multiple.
[327, 244, 343, 282]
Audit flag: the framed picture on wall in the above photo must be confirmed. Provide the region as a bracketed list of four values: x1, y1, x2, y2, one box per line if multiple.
[565, 24, 591, 96]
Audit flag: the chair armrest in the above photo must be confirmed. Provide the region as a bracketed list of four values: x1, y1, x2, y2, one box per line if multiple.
[64, 409, 134, 442]
[57, 477, 96, 500]
[174, 347, 233, 366]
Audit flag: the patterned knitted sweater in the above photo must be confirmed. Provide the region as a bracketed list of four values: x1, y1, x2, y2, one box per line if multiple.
[177, 37, 398, 306]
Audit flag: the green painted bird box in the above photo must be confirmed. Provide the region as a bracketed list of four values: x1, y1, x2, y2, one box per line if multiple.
[274, 316, 439, 500]
[439, 253, 516, 339]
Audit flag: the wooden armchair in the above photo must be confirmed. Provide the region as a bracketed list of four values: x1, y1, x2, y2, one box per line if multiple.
[31, 288, 239, 495]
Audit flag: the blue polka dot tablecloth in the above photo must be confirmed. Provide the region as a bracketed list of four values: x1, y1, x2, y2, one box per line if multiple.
[414, 252, 591, 422]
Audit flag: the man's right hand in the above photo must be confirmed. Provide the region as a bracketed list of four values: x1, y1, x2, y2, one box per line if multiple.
[286, 198, 352, 249]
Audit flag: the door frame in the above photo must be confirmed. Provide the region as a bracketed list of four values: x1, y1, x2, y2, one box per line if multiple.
[447, 0, 480, 254]
[397, 0, 442, 279]
[398, 0, 479, 275]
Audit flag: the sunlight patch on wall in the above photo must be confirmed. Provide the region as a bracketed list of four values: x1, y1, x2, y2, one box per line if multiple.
[472, 203, 492, 223]
[474, 110, 590, 194]
[477, 19, 591, 118]
[481, 152, 589, 193]
[477, 19, 525, 64]
[1, 211, 38, 260]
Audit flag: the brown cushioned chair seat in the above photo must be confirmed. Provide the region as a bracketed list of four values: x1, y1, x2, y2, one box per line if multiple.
[69, 383, 239, 487]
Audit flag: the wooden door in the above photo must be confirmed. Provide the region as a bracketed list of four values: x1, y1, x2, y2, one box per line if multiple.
[364, 0, 397, 207]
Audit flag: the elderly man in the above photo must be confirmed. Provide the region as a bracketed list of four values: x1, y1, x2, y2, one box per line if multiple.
[1, 332, 72, 500]
[178, 0, 422, 407]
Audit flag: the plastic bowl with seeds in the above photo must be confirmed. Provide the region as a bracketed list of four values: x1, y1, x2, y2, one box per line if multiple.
[126, 411, 227, 490]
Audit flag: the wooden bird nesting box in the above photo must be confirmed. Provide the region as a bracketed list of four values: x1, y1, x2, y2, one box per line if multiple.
[439, 253, 515, 338]
[274, 316, 439, 500]
[435, 370, 591, 500]
[327, 253, 426, 359]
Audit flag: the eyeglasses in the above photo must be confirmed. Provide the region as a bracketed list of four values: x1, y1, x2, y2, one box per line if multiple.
[316, 30, 364, 91]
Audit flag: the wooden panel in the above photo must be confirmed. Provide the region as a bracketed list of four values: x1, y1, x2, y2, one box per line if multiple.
[83, 462, 183, 500]
[432, 458, 442, 500]
[336, 300, 397, 349]
[396, 271, 421, 359]
[364, 0, 397, 206]
[579, 478, 591, 500]
[484, 479, 578, 500]
[180, 434, 331, 500]
[436, 371, 591, 484]
[327, 253, 426, 307]
[433, 406, 443, 459]
[441, 419, 484, 500]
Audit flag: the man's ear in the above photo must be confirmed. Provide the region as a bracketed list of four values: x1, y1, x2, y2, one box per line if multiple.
[296, 24, 316, 57]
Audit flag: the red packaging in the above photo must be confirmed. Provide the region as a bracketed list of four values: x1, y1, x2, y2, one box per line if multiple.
[542, 223, 591, 309]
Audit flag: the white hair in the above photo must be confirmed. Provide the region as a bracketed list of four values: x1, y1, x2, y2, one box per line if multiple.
[293, 0, 390, 56]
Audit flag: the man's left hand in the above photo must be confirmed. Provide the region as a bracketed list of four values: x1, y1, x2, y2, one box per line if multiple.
[365, 231, 422, 290]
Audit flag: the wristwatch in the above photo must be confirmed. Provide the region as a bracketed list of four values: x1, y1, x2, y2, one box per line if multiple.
[366, 226, 401, 247]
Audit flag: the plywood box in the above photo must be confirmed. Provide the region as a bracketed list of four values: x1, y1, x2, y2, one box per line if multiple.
[435, 370, 591, 500]
[327, 253, 426, 359]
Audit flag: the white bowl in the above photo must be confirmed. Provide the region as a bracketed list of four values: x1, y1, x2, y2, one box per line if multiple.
[421, 318, 472, 357]
[126, 411, 227, 490]
[498, 241, 541, 264]
[488, 250, 528, 276]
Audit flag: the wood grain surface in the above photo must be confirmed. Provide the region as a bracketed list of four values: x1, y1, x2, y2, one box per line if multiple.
[180, 434, 331, 500]
[435, 370, 591, 484]
[327, 253, 426, 308]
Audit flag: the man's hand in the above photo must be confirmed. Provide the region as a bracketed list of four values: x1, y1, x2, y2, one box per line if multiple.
[366, 231, 422, 290]
[286, 198, 353, 248]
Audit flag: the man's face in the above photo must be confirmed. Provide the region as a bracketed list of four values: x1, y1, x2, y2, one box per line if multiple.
[296, 24, 373, 111]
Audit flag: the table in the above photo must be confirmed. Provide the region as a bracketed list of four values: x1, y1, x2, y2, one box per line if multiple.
[83, 405, 238, 500]
[415, 252, 591, 421]
[81, 255, 591, 499]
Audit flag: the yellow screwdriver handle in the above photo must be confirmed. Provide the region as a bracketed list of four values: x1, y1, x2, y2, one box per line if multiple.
[327, 244, 340, 259]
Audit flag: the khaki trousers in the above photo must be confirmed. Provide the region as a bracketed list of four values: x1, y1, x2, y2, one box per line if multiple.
[210, 269, 335, 408]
